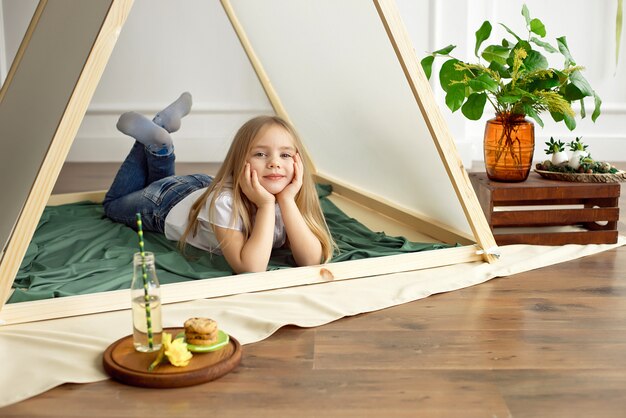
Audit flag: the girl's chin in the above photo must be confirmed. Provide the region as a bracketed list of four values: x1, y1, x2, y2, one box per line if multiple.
[261, 180, 291, 195]
[262, 185, 286, 196]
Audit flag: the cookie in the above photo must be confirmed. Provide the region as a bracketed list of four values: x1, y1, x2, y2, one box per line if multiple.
[184, 317, 217, 334]
[184, 317, 218, 346]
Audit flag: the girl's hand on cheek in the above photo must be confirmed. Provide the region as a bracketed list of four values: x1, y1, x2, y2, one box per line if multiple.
[277, 153, 303, 203]
[240, 163, 275, 207]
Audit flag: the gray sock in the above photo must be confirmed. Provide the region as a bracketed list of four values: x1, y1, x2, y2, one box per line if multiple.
[152, 92, 193, 133]
[117, 111, 173, 149]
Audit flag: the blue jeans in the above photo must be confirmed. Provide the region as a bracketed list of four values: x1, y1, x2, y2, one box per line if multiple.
[103, 142, 212, 233]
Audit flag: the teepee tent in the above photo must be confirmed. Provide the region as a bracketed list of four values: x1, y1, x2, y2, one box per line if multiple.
[0, 0, 498, 325]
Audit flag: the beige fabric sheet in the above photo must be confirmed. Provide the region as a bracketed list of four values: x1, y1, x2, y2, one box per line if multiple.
[0, 237, 624, 407]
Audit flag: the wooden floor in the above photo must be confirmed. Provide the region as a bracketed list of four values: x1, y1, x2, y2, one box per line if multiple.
[2, 162, 626, 417]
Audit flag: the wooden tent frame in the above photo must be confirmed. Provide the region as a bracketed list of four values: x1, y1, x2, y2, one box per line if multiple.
[0, 0, 498, 326]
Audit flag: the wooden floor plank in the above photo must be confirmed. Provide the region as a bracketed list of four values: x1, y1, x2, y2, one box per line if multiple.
[314, 329, 626, 370]
[494, 369, 626, 418]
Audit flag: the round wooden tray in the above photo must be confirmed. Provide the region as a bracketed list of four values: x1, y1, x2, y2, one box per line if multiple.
[535, 169, 626, 183]
[102, 328, 241, 388]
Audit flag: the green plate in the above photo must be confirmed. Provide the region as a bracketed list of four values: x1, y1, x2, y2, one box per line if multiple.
[174, 330, 230, 353]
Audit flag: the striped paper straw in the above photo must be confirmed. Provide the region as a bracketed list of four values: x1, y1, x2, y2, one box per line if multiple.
[136, 213, 154, 350]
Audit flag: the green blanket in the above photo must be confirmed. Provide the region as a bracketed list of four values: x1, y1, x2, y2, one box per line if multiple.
[11, 185, 451, 303]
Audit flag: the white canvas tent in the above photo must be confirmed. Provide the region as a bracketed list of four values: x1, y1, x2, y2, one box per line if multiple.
[0, 0, 498, 326]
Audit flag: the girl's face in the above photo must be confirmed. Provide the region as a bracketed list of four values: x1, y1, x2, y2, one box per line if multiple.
[247, 124, 297, 195]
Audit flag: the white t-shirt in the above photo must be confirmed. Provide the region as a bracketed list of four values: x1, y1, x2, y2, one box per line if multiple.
[164, 186, 286, 253]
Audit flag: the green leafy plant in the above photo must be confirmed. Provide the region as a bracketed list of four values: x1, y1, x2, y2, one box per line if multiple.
[544, 137, 565, 154]
[543, 137, 568, 166]
[421, 4, 602, 130]
[537, 136, 618, 174]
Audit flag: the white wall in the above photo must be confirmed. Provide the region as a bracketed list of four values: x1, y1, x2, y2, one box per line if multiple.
[1, 0, 624, 163]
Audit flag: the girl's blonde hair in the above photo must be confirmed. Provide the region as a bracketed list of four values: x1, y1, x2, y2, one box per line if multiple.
[179, 115, 335, 263]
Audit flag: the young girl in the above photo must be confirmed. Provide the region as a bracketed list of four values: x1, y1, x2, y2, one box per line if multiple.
[103, 92, 335, 273]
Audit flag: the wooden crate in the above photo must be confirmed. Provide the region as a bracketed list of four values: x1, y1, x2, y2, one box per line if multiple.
[469, 172, 621, 245]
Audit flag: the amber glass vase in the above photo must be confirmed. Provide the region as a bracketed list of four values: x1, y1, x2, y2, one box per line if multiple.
[483, 112, 535, 182]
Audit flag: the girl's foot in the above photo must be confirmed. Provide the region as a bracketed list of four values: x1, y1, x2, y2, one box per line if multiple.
[152, 92, 193, 133]
[117, 111, 172, 151]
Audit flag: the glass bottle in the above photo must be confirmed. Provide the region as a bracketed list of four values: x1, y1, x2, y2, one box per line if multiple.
[131, 252, 163, 352]
[484, 112, 535, 182]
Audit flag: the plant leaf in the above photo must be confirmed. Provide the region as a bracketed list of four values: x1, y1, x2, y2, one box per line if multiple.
[518, 89, 539, 100]
[498, 87, 530, 103]
[553, 69, 569, 84]
[439, 59, 471, 92]
[445, 84, 466, 112]
[522, 104, 544, 127]
[530, 37, 558, 53]
[592, 93, 602, 122]
[563, 112, 577, 130]
[461, 93, 487, 120]
[522, 4, 531, 26]
[580, 98, 587, 118]
[499, 23, 522, 42]
[502, 38, 510, 48]
[530, 18, 547, 37]
[489, 61, 511, 78]
[531, 113, 545, 128]
[498, 92, 523, 104]
[550, 111, 565, 122]
[421, 55, 435, 79]
[506, 41, 531, 67]
[469, 73, 499, 92]
[526, 72, 559, 90]
[569, 71, 594, 97]
[481, 45, 510, 65]
[433, 44, 456, 55]
[523, 50, 549, 71]
[557, 36, 576, 66]
[564, 83, 585, 101]
[422, 44, 457, 79]
[474, 21, 492, 58]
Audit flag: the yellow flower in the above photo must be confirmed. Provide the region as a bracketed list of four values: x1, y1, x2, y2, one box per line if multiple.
[148, 332, 192, 371]
[164, 333, 193, 367]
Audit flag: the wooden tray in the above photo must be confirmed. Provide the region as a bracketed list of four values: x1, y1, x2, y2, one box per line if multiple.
[102, 327, 241, 388]
[535, 169, 626, 183]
